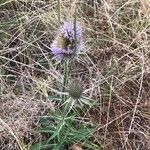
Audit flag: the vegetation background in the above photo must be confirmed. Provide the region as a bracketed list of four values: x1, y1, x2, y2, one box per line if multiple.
[0, 0, 150, 150]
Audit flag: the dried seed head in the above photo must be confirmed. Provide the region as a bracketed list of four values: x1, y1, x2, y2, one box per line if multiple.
[68, 80, 83, 99]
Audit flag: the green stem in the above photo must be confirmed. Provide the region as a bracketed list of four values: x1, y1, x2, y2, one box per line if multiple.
[62, 60, 69, 102]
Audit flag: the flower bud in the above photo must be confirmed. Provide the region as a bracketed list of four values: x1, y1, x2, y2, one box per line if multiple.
[68, 80, 83, 99]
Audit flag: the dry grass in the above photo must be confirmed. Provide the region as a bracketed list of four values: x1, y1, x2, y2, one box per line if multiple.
[0, 0, 150, 150]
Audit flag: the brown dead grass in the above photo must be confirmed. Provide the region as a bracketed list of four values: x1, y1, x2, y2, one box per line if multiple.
[0, 0, 150, 150]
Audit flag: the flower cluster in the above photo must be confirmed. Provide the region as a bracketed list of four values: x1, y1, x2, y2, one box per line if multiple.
[51, 21, 83, 60]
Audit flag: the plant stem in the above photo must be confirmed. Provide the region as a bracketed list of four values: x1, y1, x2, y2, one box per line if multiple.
[62, 59, 69, 102]
[57, 0, 61, 23]
[74, 6, 77, 54]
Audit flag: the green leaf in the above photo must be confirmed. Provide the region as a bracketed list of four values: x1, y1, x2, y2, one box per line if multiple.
[83, 140, 102, 150]
[47, 121, 65, 142]
[39, 117, 51, 127]
[31, 141, 56, 150]
[35, 127, 55, 133]
[69, 128, 95, 140]
[48, 95, 62, 101]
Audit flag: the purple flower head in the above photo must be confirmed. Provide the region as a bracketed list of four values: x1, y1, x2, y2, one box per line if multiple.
[51, 21, 83, 60]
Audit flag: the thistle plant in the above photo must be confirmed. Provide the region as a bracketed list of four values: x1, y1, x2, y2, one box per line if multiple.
[31, 9, 95, 150]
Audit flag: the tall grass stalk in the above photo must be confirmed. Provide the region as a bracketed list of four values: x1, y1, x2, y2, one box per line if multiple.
[57, 0, 61, 23]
